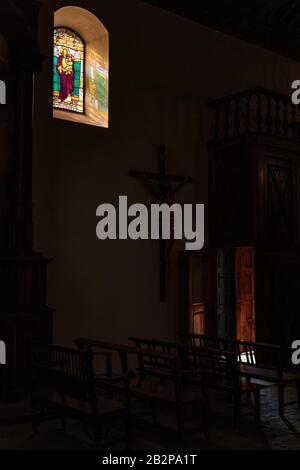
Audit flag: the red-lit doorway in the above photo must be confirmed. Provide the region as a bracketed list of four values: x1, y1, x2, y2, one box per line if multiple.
[187, 247, 256, 341]
[235, 247, 255, 342]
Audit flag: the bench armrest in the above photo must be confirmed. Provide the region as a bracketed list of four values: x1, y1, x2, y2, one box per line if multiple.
[95, 352, 113, 377]
[93, 352, 112, 357]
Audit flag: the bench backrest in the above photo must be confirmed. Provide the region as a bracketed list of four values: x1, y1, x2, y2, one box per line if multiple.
[180, 345, 239, 388]
[31, 342, 96, 403]
[129, 337, 180, 374]
[75, 338, 181, 383]
[129, 337, 239, 390]
[180, 333, 283, 371]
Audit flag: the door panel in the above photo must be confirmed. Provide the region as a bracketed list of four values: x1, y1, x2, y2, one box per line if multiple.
[236, 247, 255, 342]
[188, 250, 217, 337]
[217, 248, 236, 338]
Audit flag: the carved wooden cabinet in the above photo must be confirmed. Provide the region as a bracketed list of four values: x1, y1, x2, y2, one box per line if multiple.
[208, 88, 300, 345]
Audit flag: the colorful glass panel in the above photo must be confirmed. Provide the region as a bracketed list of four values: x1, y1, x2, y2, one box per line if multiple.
[53, 28, 84, 114]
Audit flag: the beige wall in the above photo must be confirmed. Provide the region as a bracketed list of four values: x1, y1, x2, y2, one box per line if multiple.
[0, 34, 9, 65]
[33, 0, 300, 347]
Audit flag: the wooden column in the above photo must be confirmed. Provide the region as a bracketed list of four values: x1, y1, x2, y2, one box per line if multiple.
[0, 1, 53, 401]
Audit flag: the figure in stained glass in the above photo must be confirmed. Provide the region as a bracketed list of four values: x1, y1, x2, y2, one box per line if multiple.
[53, 28, 84, 114]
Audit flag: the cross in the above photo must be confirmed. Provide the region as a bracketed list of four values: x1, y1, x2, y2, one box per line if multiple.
[129, 144, 192, 302]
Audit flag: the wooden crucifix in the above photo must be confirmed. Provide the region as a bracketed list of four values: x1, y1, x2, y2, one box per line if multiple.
[129, 144, 192, 303]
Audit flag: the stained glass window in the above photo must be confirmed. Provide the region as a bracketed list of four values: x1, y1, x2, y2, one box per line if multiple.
[53, 28, 84, 114]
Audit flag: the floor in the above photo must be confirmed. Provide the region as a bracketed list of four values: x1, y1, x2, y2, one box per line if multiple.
[0, 384, 299, 450]
[261, 384, 300, 450]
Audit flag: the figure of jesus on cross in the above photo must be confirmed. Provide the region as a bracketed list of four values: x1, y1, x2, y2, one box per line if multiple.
[129, 144, 192, 302]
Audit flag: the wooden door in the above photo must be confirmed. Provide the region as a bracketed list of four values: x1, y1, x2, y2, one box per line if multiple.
[188, 250, 217, 337]
[217, 248, 236, 339]
[235, 247, 255, 342]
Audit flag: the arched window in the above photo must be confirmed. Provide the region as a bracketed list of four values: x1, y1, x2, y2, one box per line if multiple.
[53, 7, 109, 128]
[53, 27, 85, 114]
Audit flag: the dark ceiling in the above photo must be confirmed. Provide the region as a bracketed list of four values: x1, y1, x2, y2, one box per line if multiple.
[143, 0, 300, 61]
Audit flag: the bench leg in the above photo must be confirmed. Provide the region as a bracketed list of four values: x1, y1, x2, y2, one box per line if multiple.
[233, 394, 240, 429]
[125, 410, 132, 450]
[176, 405, 184, 442]
[246, 378, 252, 404]
[296, 381, 300, 410]
[254, 391, 261, 426]
[61, 417, 67, 431]
[201, 402, 211, 442]
[93, 423, 104, 449]
[30, 397, 41, 434]
[150, 400, 158, 426]
[278, 384, 285, 417]
[32, 416, 40, 434]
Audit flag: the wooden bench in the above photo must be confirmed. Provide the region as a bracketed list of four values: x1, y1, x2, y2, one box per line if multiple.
[30, 342, 132, 448]
[129, 337, 181, 380]
[75, 338, 210, 442]
[181, 333, 300, 416]
[130, 337, 265, 426]
[182, 345, 266, 427]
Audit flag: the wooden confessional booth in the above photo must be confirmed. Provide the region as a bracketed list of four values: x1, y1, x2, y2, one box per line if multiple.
[0, 1, 53, 401]
[186, 88, 300, 347]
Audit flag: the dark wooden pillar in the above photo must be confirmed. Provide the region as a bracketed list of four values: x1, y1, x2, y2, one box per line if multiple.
[0, 1, 53, 401]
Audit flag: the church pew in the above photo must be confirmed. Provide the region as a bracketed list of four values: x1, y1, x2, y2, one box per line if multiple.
[75, 338, 210, 442]
[180, 333, 300, 416]
[30, 342, 132, 449]
[130, 337, 265, 426]
[128, 337, 181, 380]
[183, 345, 266, 427]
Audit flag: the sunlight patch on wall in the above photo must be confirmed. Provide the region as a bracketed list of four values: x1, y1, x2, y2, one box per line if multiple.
[87, 49, 109, 128]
